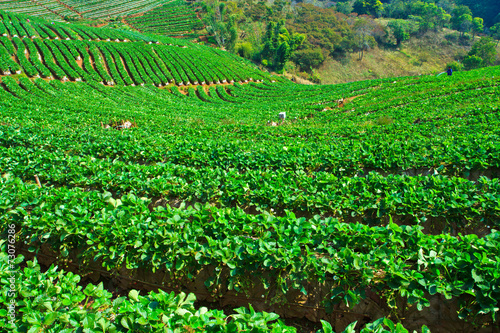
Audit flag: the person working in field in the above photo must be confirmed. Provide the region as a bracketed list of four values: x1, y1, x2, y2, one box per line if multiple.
[447, 67, 453, 76]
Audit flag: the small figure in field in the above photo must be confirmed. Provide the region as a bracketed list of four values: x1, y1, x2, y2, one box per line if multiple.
[447, 67, 453, 76]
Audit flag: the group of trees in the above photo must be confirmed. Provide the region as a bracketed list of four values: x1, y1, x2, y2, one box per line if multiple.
[199, 0, 499, 76]
[462, 37, 498, 69]
[259, 20, 305, 72]
[201, 2, 238, 50]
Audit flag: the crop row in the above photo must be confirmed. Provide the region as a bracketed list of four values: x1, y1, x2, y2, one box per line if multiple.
[0, 1, 64, 21]
[0, 37, 266, 86]
[0, 250, 427, 333]
[0, 10, 158, 43]
[0, 11, 268, 86]
[125, 0, 202, 37]
[63, 0, 168, 19]
[0, 76, 497, 177]
[0, 36, 20, 74]
[0, 247, 298, 333]
[1, 176, 498, 324]
[1, 135, 498, 229]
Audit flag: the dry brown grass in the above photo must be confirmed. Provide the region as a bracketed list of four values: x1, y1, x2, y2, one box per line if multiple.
[318, 29, 500, 85]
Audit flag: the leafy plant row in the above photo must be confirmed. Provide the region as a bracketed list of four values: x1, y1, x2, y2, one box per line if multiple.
[1, 176, 499, 324]
[0, 137, 498, 229]
[125, 0, 202, 37]
[0, 249, 295, 333]
[0, 75, 498, 178]
[0, 248, 429, 333]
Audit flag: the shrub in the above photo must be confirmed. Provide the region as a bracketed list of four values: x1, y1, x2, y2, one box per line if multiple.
[446, 61, 463, 72]
[291, 48, 325, 71]
[236, 42, 254, 59]
[462, 55, 483, 69]
[444, 33, 459, 43]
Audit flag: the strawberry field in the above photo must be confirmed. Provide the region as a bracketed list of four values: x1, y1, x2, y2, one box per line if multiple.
[0, 9, 499, 333]
[125, 0, 202, 38]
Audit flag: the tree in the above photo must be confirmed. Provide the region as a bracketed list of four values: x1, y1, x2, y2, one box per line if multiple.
[468, 37, 497, 65]
[259, 20, 305, 73]
[387, 19, 411, 46]
[353, 0, 366, 15]
[489, 22, 500, 46]
[275, 41, 291, 72]
[408, 1, 449, 32]
[363, 0, 384, 17]
[455, 0, 500, 28]
[203, 1, 238, 51]
[451, 5, 472, 31]
[336, 2, 353, 15]
[462, 54, 483, 69]
[472, 17, 484, 38]
[291, 48, 325, 70]
[458, 14, 472, 37]
[353, 17, 377, 60]
[352, 0, 384, 17]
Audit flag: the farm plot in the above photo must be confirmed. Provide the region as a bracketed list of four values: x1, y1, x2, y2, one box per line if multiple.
[0, 11, 266, 86]
[0, 65, 499, 332]
[125, 0, 202, 38]
[0, 10, 499, 333]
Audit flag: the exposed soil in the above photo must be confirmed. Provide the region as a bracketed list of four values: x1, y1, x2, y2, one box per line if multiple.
[75, 57, 83, 69]
[17, 243, 499, 333]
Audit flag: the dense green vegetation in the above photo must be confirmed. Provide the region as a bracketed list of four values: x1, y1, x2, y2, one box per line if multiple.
[0, 0, 172, 20]
[0, 11, 266, 85]
[199, 0, 499, 81]
[0, 8, 499, 333]
[125, 0, 203, 38]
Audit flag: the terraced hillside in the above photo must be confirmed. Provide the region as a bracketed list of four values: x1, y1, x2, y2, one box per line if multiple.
[1, 10, 500, 333]
[0, 0, 170, 19]
[125, 0, 203, 38]
[0, 11, 263, 86]
[0, 0, 203, 38]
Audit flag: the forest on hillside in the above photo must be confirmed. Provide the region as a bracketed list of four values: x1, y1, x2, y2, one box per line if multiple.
[199, 0, 500, 81]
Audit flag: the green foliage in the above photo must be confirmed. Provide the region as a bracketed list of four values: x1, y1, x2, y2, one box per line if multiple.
[488, 22, 500, 45]
[258, 20, 304, 73]
[287, 4, 356, 57]
[472, 17, 484, 37]
[236, 41, 254, 59]
[203, 1, 238, 50]
[0, 10, 269, 86]
[465, 37, 498, 68]
[322, 317, 432, 333]
[446, 60, 464, 71]
[462, 55, 482, 69]
[406, 1, 450, 32]
[125, 0, 202, 38]
[0, 249, 296, 332]
[387, 19, 412, 45]
[1, 8, 500, 333]
[353, 17, 379, 60]
[291, 48, 325, 71]
[352, 0, 384, 17]
[336, 1, 353, 15]
[455, 0, 500, 27]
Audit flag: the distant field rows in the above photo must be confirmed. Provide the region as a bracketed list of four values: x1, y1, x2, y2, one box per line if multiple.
[0, 11, 264, 86]
[0, 0, 203, 38]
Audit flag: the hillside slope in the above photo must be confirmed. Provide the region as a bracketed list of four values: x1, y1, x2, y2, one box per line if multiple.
[1, 43, 500, 331]
[0, 0, 203, 38]
[316, 29, 500, 84]
[0, 7, 499, 333]
[0, 11, 267, 86]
